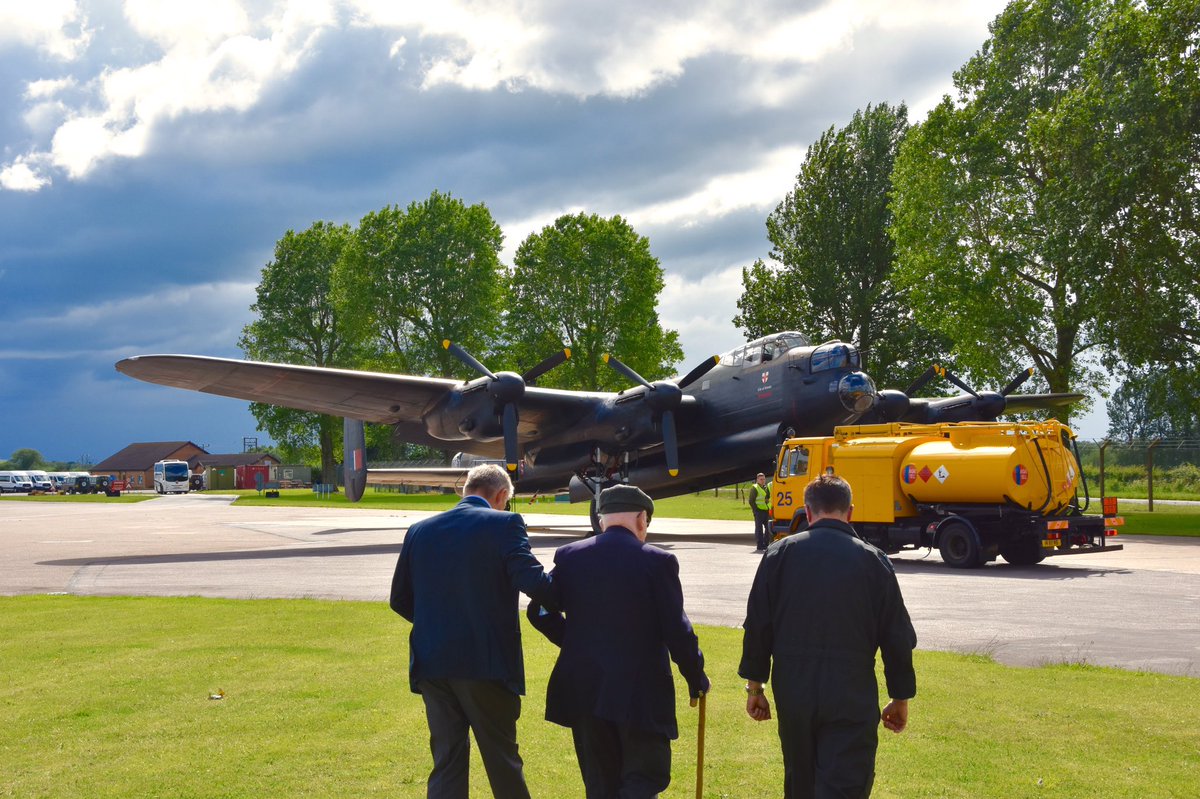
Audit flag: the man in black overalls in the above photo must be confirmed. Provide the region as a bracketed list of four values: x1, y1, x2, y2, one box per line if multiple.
[739, 474, 917, 798]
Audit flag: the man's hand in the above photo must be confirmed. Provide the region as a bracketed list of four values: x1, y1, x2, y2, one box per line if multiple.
[881, 698, 908, 733]
[746, 693, 771, 721]
[689, 674, 712, 704]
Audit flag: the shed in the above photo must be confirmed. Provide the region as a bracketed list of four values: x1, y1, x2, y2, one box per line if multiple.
[196, 452, 282, 490]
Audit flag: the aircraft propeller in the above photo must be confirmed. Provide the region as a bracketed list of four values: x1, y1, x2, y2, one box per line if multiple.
[891, 364, 1039, 422]
[603, 353, 720, 477]
[443, 340, 571, 473]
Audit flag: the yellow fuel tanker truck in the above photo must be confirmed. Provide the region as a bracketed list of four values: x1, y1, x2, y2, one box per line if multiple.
[770, 420, 1123, 568]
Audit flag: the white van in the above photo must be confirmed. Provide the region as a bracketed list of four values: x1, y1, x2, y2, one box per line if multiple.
[26, 470, 54, 492]
[1, 471, 34, 493]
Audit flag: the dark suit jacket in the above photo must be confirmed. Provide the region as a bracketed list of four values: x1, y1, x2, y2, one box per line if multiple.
[390, 495, 553, 695]
[527, 526, 708, 740]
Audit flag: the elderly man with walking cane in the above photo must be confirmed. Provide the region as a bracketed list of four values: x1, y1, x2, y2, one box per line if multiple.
[527, 484, 710, 798]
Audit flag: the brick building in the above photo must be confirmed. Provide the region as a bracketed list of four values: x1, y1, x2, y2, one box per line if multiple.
[92, 441, 208, 489]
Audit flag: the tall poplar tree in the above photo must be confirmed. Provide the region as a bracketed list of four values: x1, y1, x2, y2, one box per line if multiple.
[734, 103, 942, 389]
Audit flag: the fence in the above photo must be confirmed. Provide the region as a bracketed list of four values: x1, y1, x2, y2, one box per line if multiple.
[1074, 439, 1200, 510]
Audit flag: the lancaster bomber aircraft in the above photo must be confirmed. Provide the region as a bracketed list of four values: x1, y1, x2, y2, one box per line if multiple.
[116, 332, 1080, 516]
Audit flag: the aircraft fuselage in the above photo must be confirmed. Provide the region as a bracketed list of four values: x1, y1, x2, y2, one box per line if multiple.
[414, 333, 877, 499]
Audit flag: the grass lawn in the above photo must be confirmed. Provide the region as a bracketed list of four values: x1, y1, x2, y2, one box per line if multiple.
[231, 487, 758, 521]
[1108, 501, 1200, 537]
[1, 595, 1196, 798]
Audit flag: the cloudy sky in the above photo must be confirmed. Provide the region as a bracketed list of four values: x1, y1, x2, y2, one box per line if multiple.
[1, 0, 1104, 463]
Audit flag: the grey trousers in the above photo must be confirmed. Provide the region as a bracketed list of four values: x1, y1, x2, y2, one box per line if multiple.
[753, 508, 772, 549]
[570, 714, 672, 799]
[418, 678, 531, 799]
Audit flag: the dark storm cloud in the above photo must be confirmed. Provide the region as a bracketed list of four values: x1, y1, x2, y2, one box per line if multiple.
[5, 1, 1070, 462]
[642, 207, 773, 275]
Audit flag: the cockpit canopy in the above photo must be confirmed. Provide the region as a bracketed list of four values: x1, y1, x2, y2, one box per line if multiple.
[810, 341, 861, 373]
[719, 332, 810, 368]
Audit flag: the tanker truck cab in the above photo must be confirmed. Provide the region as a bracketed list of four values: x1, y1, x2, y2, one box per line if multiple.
[773, 421, 1124, 568]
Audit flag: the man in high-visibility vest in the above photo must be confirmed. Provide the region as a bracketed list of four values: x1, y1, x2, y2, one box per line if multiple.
[749, 472, 773, 551]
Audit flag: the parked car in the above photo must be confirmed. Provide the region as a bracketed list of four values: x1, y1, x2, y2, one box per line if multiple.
[69, 475, 99, 495]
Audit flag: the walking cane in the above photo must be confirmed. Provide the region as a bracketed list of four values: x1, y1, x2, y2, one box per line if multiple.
[691, 691, 706, 798]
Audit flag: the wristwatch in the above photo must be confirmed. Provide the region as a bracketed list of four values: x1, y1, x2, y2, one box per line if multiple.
[745, 684, 765, 696]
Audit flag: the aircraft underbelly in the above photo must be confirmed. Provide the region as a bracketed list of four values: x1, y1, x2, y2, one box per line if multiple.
[623, 423, 778, 493]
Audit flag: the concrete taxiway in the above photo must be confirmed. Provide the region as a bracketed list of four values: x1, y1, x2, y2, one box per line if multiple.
[2, 494, 1198, 677]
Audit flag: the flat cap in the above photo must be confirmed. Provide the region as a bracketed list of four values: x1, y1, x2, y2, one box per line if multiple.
[597, 484, 654, 521]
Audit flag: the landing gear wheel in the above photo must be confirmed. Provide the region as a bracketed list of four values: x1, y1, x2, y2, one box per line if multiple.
[1000, 536, 1046, 566]
[587, 498, 602, 537]
[938, 521, 983, 568]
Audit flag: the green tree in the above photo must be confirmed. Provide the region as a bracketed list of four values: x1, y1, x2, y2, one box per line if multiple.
[1107, 370, 1200, 440]
[890, 0, 1198, 419]
[7, 448, 45, 470]
[338, 190, 506, 378]
[735, 102, 944, 389]
[1051, 0, 1200, 412]
[890, 0, 1102, 412]
[733, 259, 800, 343]
[506, 213, 683, 391]
[239, 221, 360, 484]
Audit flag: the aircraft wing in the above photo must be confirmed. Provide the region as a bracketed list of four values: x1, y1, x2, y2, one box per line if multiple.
[115, 354, 611, 449]
[1001, 393, 1085, 413]
[116, 355, 457, 423]
[884, 391, 1086, 425]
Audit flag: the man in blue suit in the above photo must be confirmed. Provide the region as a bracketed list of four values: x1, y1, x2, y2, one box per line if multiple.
[390, 463, 555, 799]
[527, 484, 709, 799]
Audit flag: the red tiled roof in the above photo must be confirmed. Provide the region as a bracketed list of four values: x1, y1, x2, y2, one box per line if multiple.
[195, 453, 282, 468]
[93, 442, 208, 471]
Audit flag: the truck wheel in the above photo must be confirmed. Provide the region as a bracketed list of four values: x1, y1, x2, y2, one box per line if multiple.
[1000, 536, 1046, 566]
[939, 521, 983, 568]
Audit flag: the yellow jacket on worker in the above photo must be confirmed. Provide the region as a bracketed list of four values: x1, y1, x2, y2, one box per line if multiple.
[750, 481, 772, 512]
